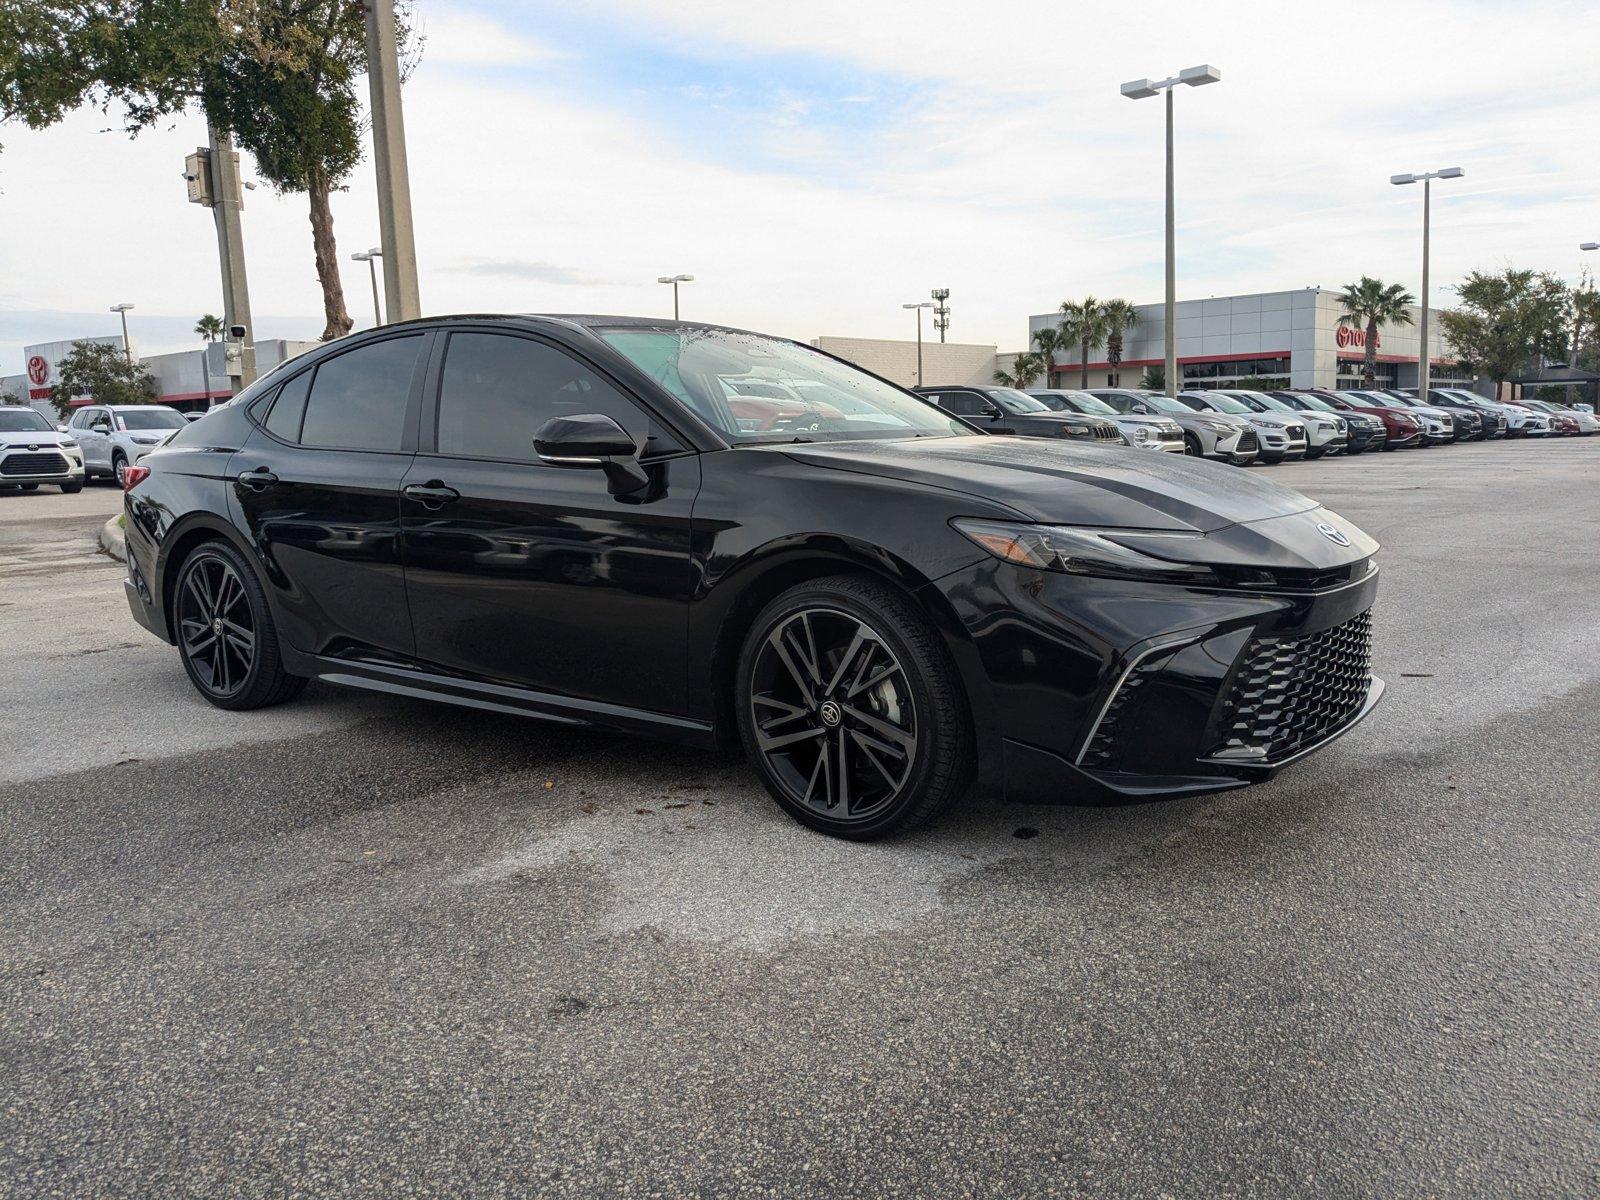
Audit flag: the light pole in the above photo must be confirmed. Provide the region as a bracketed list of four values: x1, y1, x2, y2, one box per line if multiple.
[1391, 166, 1464, 399]
[351, 247, 384, 326]
[657, 274, 693, 319]
[1120, 64, 1221, 397]
[109, 303, 135, 361]
[1582, 244, 1598, 409]
[903, 301, 934, 386]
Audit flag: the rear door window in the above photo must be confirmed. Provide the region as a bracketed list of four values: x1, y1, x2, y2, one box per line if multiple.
[299, 335, 424, 451]
[264, 371, 312, 442]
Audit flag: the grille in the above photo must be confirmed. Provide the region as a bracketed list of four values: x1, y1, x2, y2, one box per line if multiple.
[1081, 664, 1157, 770]
[1157, 428, 1184, 444]
[0, 452, 69, 476]
[1236, 430, 1259, 453]
[1093, 423, 1121, 441]
[1286, 426, 1307, 441]
[1212, 609, 1374, 762]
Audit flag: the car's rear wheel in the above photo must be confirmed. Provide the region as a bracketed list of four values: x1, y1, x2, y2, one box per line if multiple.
[175, 541, 305, 711]
[736, 575, 972, 840]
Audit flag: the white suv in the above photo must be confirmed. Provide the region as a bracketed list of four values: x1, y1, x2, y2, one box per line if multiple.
[67, 404, 189, 485]
[0, 406, 85, 493]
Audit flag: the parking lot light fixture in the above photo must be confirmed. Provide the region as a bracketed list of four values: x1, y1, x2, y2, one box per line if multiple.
[1120, 64, 1222, 397]
[351, 248, 384, 327]
[657, 274, 694, 320]
[109, 303, 135, 360]
[1582, 242, 1599, 252]
[1391, 166, 1464, 399]
[903, 301, 935, 386]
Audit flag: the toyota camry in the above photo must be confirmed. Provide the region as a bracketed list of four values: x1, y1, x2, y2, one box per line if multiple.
[120, 316, 1383, 839]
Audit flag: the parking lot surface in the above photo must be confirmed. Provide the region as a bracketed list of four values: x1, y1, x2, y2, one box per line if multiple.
[3, 443, 1598, 1198]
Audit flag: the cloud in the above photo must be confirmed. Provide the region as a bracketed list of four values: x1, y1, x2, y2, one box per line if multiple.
[420, 11, 565, 67]
[441, 258, 616, 286]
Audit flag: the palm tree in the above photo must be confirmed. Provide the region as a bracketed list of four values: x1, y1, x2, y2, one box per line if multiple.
[994, 352, 1044, 390]
[195, 314, 225, 343]
[1101, 299, 1140, 387]
[1337, 277, 1416, 387]
[1059, 296, 1107, 389]
[1031, 325, 1063, 388]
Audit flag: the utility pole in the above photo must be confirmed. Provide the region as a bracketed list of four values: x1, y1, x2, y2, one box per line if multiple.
[187, 124, 257, 391]
[903, 301, 934, 386]
[932, 288, 951, 343]
[364, 1, 421, 322]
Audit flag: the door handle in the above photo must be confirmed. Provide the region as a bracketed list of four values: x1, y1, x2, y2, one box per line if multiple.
[403, 481, 460, 509]
[237, 467, 279, 491]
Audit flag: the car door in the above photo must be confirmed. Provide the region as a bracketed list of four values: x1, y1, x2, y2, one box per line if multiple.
[398, 328, 700, 716]
[231, 331, 430, 660]
[74, 407, 110, 471]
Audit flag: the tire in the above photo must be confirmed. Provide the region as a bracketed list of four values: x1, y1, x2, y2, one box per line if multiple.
[174, 540, 306, 711]
[735, 574, 973, 840]
[1183, 433, 1202, 457]
[60, 483, 82, 494]
[112, 452, 128, 487]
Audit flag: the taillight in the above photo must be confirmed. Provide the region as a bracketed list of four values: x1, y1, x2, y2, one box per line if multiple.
[121, 465, 151, 491]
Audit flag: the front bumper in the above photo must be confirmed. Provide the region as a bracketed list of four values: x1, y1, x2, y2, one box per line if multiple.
[0, 448, 86, 484]
[941, 559, 1382, 805]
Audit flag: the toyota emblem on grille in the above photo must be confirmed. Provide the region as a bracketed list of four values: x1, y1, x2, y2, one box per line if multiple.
[1317, 522, 1351, 547]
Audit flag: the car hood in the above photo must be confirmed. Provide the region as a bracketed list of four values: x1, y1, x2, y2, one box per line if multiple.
[777, 435, 1325, 533]
[1245, 413, 1303, 429]
[0, 430, 72, 446]
[1110, 414, 1179, 430]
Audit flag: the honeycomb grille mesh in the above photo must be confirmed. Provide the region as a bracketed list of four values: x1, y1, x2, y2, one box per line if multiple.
[1213, 610, 1374, 761]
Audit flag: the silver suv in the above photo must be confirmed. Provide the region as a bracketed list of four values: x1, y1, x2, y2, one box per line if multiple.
[1088, 389, 1259, 465]
[1179, 391, 1310, 464]
[66, 404, 190, 485]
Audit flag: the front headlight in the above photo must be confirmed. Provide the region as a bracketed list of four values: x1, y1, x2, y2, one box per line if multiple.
[59, 439, 79, 449]
[1060, 423, 1090, 438]
[953, 519, 1216, 585]
[1199, 418, 1234, 432]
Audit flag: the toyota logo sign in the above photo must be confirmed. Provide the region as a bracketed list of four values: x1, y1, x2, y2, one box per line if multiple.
[26, 355, 49, 386]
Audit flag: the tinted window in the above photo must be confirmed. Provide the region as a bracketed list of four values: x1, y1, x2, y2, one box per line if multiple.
[937, 392, 988, 417]
[299, 336, 423, 451]
[435, 333, 664, 462]
[264, 371, 312, 442]
[116, 408, 188, 431]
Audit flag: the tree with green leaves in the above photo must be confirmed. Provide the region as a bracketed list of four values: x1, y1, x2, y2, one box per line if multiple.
[1100, 299, 1140, 386]
[195, 313, 225, 342]
[1335, 277, 1415, 387]
[1030, 325, 1062, 388]
[1138, 364, 1164, 391]
[0, 2, 418, 342]
[48, 340, 157, 418]
[994, 352, 1044, 390]
[1439, 268, 1571, 390]
[1059, 296, 1106, 389]
[1, 386, 21, 405]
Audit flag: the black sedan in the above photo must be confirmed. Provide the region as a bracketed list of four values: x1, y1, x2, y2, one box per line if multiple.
[913, 385, 1124, 444]
[120, 316, 1383, 840]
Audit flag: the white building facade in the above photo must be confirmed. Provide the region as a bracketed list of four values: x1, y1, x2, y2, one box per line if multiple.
[1028, 288, 1472, 392]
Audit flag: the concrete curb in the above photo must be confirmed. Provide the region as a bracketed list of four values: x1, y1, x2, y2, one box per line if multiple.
[99, 514, 126, 563]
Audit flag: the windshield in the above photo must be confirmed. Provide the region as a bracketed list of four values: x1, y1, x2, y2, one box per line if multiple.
[1286, 393, 1337, 413]
[1235, 391, 1294, 413]
[987, 388, 1050, 414]
[1128, 392, 1191, 415]
[598, 327, 968, 443]
[116, 408, 187, 431]
[0, 408, 53, 433]
[1043, 390, 1117, 416]
[1182, 392, 1251, 414]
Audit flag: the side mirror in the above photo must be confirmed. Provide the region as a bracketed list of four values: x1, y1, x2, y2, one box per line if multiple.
[982, 404, 1003, 419]
[534, 413, 651, 497]
[1132, 404, 1150, 415]
[91, 421, 111, 433]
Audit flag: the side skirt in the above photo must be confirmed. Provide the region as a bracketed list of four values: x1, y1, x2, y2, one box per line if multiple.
[282, 648, 719, 749]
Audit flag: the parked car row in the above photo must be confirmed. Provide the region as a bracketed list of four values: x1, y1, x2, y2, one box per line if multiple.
[899, 384, 1594, 470]
[0, 403, 193, 493]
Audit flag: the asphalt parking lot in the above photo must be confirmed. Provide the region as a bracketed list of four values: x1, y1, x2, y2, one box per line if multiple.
[3, 442, 1597, 1198]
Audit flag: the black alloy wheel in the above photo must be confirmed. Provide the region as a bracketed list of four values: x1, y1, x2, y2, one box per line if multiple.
[737, 575, 971, 839]
[175, 542, 305, 710]
[1183, 433, 1202, 457]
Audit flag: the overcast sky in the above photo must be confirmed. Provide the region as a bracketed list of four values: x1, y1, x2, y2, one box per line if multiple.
[2, 0, 1597, 370]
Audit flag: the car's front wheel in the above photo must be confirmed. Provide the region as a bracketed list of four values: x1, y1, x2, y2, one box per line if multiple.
[112, 452, 129, 487]
[736, 574, 973, 840]
[1183, 433, 1202, 457]
[174, 540, 305, 711]
[60, 482, 82, 493]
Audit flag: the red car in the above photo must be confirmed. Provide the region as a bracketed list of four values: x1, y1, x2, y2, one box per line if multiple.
[1313, 390, 1424, 449]
[1515, 401, 1580, 435]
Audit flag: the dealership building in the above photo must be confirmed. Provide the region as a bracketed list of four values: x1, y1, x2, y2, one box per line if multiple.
[1027, 287, 1475, 392]
[3, 336, 317, 420]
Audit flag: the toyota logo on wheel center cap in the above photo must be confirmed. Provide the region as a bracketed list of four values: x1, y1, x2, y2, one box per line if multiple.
[1317, 522, 1351, 547]
[818, 700, 842, 727]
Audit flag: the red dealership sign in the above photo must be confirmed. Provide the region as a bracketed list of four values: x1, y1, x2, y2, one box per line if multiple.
[1336, 326, 1381, 349]
[26, 355, 48, 386]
